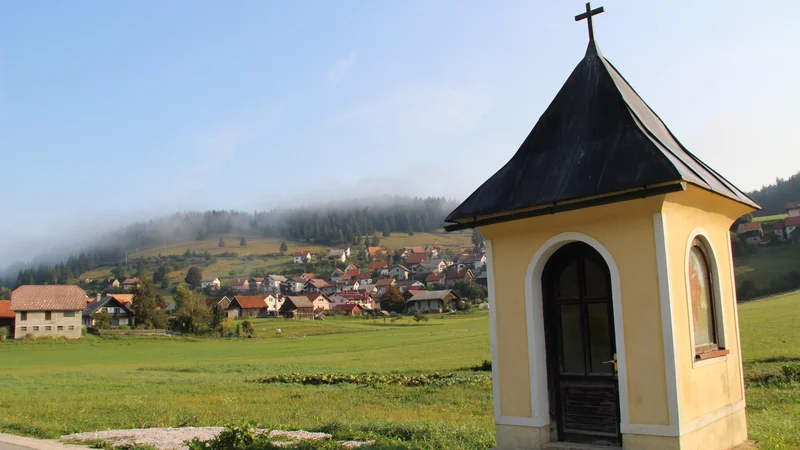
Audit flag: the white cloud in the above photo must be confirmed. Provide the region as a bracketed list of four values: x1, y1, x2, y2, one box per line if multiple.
[327, 52, 357, 85]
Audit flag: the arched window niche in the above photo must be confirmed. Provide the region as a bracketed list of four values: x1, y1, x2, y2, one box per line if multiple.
[685, 232, 729, 364]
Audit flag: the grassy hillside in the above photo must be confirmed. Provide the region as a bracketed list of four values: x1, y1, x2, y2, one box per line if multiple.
[734, 245, 800, 295]
[75, 231, 472, 293]
[2, 294, 800, 448]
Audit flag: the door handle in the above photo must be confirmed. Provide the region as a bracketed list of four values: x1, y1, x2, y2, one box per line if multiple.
[602, 353, 618, 374]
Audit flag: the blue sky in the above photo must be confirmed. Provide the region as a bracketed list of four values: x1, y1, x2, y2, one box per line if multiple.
[1, 1, 798, 264]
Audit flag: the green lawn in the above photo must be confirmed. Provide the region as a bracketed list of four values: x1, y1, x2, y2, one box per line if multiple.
[1, 294, 799, 449]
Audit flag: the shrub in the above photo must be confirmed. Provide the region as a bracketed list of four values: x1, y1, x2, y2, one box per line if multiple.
[0, 326, 9, 341]
[241, 320, 255, 337]
[251, 371, 491, 388]
[413, 312, 429, 323]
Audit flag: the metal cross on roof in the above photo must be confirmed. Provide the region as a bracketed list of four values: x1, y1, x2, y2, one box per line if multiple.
[575, 2, 605, 41]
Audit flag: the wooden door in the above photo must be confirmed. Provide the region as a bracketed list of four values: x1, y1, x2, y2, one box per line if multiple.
[543, 242, 621, 445]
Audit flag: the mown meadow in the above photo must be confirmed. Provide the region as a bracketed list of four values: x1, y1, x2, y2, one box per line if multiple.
[1, 294, 799, 449]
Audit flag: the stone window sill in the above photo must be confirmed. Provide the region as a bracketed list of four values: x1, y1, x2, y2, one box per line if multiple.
[696, 348, 730, 361]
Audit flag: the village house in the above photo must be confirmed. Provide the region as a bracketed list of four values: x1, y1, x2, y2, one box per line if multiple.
[343, 264, 360, 279]
[425, 244, 445, 257]
[787, 201, 800, 217]
[0, 300, 15, 334]
[404, 254, 428, 266]
[83, 294, 135, 328]
[264, 294, 284, 314]
[737, 222, 764, 245]
[767, 221, 785, 240]
[355, 273, 373, 284]
[279, 296, 316, 319]
[366, 246, 383, 260]
[292, 251, 311, 264]
[300, 273, 315, 282]
[108, 294, 134, 307]
[784, 216, 800, 241]
[121, 278, 140, 291]
[200, 277, 221, 290]
[304, 292, 332, 311]
[415, 261, 446, 275]
[303, 278, 328, 293]
[328, 248, 349, 262]
[444, 269, 473, 287]
[375, 278, 396, 296]
[395, 280, 425, 293]
[334, 303, 363, 316]
[286, 277, 306, 293]
[204, 296, 232, 310]
[11, 285, 87, 339]
[405, 290, 458, 314]
[358, 283, 377, 294]
[248, 277, 264, 291]
[330, 269, 345, 282]
[225, 296, 269, 318]
[424, 272, 446, 289]
[389, 265, 411, 280]
[230, 278, 250, 292]
[329, 291, 374, 310]
[473, 271, 488, 287]
[266, 275, 286, 293]
[106, 278, 120, 289]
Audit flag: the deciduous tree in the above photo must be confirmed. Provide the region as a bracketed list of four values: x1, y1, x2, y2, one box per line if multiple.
[185, 266, 203, 288]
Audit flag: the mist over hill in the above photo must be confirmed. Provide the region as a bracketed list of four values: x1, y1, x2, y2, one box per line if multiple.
[0, 196, 459, 283]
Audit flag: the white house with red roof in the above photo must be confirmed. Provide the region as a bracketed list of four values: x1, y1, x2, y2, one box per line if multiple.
[292, 251, 311, 264]
[737, 222, 764, 245]
[10, 285, 88, 339]
[230, 278, 250, 292]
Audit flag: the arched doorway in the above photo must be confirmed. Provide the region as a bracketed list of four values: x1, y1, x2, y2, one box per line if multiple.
[542, 242, 621, 445]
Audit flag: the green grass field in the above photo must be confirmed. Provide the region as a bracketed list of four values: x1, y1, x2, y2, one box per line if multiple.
[1, 294, 799, 449]
[751, 214, 789, 223]
[734, 245, 800, 291]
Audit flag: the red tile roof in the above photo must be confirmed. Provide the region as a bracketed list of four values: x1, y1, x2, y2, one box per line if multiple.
[122, 278, 140, 285]
[425, 273, 445, 283]
[405, 247, 426, 254]
[446, 269, 472, 279]
[376, 278, 396, 287]
[10, 285, 88, 311]
[292, 251, 309, 257]
[367, 247, 383, 257]
[356, 274, 372, 281]
[0, 300, 14, 318]
[230, 278, 249, 287]
[785, 216, 800, 227]
[369, 261, 388, 271]
[302, 273, 315, 279]
[109, 294, 134, 304]
[344, 268, 360, 278]
[304, 293, 330, 302]
[737, 223, 763, 234]
[405, 254, 427, 265]
[231, 296, 267, 309]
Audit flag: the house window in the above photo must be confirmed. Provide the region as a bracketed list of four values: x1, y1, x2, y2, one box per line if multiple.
[68, 326, 75, 331]
[45, 311, 52, 321]
[688, 240, 723, 357]
[33, 326, 39, 331]
[20, 312, 27, 321]
[45, 326, 51, 331]
[21, 326, 27, 332]
[63, 311, 75, 318]
[57, 326, 63, 331]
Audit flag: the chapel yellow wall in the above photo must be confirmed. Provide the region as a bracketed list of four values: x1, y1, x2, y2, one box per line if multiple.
[661, 186, 752, 425]
[481, 196, 670, 426]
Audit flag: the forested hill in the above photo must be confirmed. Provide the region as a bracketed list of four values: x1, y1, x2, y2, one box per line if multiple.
[748, 171, 800, 216]
[0, 196, 460, 282]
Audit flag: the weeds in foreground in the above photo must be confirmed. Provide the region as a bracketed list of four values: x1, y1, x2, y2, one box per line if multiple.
[248, 372, 491, 388]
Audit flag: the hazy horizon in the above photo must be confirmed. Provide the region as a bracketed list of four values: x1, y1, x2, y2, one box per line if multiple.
[2, 1, 798, 266]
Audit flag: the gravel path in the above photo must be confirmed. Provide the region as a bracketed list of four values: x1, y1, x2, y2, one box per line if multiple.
[60, 427, 374, 449]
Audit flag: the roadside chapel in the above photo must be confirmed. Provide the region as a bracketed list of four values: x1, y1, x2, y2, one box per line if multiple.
[445, 4, 759, 450]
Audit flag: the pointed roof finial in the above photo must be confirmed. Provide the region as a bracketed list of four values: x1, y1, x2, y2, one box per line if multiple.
[575, 2, 605, 41]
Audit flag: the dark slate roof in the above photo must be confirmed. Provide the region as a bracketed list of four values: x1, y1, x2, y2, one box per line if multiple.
[84, 296, 134, 317]
[446, 41, 758, 228]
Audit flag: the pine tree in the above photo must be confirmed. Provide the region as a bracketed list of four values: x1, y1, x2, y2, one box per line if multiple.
[240, 237, 247, 247]
[218, 238, 225, 248]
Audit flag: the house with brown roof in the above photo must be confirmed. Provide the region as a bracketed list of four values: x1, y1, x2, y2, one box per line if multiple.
[11, 285, 87, 339]
[200, 277, 221, 290]
[286, 277, 306, 293]
[334, 303, 363, 316]
[425, 272, 447, 289]
[303, 278, 329, 293]
[328, 248, 347, 262]
[301, 273, 315, 281]
[204, 296, 232, 310]
[376, 278, 396, 288]
[405, 254, 428, 266]
[83, 294, 135, 328]
[121, 278, 140, 291]
[248, 277, 265, 291]
[230, 278, 250, 292]
[330, 268, 345, 282]
[108, 294, 134, 306]
[292, 251, 311, 264]
[226, 296, 269, 318]
[279, 296, 316, 319]
[367, 246, 384, 260]
[304, 292, 332, 311]
[737, 222, 764, 245]
[425, 244, 445, 257]
[444, 269, 474, 287]
[406, 290, 459, 314]
[787, 201, 800, 217]
[369, 261, 389, 274]
[266, 275, 287, 293]
[0, 300, 15, 334]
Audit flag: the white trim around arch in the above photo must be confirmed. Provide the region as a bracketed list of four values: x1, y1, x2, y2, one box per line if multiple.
[523, 232, 631, 432]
